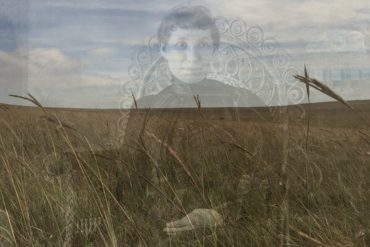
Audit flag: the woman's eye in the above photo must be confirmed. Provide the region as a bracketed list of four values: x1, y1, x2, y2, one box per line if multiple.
[199, 42, 210, 48]
[176, 41, 188, 49]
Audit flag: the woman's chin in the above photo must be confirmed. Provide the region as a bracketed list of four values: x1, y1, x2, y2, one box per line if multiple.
[175, 75, 207, 84]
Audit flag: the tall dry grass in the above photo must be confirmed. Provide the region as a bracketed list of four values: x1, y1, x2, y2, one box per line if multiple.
[0, 75, 369, 246]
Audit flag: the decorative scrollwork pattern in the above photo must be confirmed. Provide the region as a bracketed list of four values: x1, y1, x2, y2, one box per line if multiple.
[119, 16, 307, 138]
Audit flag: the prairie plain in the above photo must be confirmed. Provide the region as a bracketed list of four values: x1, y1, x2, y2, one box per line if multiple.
[0, 100, 370, 246]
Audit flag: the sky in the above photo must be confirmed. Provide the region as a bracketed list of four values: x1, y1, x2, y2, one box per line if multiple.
[0, 0, 369, 108]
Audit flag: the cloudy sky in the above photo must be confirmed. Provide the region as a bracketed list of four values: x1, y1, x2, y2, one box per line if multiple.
[0, 0, 369, 108]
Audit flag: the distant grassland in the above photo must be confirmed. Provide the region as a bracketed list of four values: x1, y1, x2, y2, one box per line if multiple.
[0, 101, 370, 246]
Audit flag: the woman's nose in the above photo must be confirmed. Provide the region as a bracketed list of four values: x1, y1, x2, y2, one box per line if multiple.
[186, 46, 200, 62]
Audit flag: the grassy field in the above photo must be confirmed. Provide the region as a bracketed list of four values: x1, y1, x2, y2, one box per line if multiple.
[0, 100, 370, 246]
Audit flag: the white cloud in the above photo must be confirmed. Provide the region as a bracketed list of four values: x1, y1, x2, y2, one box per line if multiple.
[306, 31, 368, 53]
[0, 49, 27, 69]
[29, 48, 83, 74]
[212, 0, 366, 27]
[205, 0, 370, 47]
[27, 48, 125, 107]
[0, 47, 125, 107]
[90, 47, 114, 57]
[0, 49, 28, 104]
[31, 0, 172, 13]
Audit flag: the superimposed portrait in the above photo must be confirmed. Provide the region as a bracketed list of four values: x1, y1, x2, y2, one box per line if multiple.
[117, 4, 299, 246]
[122, 6, 303, 110]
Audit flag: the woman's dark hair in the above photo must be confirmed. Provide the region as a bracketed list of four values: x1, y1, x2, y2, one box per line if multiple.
[157, 6, 220, 48]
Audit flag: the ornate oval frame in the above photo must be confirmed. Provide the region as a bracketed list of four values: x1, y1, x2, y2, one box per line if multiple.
[118, 16, 307, 142]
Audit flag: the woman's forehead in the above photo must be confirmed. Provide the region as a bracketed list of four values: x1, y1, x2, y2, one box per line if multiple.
[168, 28, 212, 42]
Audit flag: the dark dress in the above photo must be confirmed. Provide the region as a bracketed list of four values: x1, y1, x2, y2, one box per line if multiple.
[136, 78, 266, 109]
[120, 78, 270, 245]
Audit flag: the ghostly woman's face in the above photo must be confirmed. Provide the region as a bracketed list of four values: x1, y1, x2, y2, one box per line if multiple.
[161, 28, 215, 84]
